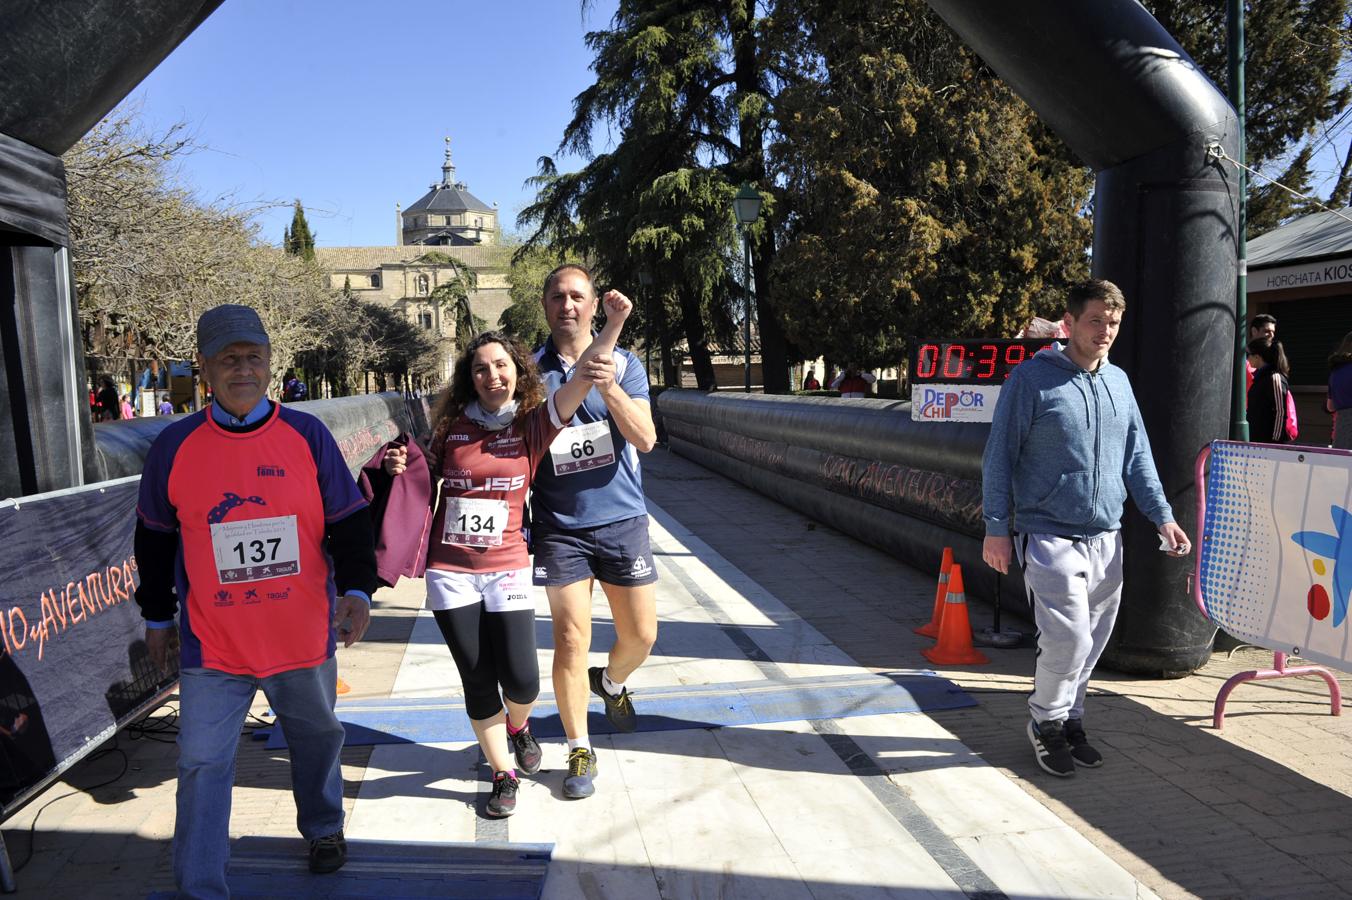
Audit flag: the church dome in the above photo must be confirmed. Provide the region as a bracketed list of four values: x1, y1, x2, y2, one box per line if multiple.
[404, 138, 494, 215]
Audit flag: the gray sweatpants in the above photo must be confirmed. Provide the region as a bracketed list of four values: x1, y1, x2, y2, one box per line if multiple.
[1015, 531, 1124, 724]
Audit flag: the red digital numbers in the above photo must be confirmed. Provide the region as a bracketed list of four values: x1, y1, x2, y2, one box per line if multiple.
[976, 343, 998, 379]
[941, 345, 966, 379]
[916, 344, 939, 379]
[912, 339, 1048, 383]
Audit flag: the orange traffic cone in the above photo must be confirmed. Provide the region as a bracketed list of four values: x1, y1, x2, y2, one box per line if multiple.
[922, 564, 989, 666]
[336, 676, 351, 695]
[914, 547, 954, 637]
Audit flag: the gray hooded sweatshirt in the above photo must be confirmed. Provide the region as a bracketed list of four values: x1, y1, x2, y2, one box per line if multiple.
[981, 343, 1173, 540]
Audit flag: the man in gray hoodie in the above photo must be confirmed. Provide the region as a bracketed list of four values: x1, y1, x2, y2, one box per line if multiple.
[982, 278, 1190, 778]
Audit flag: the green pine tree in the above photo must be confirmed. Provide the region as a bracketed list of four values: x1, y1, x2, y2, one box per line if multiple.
[500, 242, 559, 348]
[1145, 0, 1350, 230]
[768, 0, 1092, 365]
[520, 0, 793, 391]
[1248, 146, 1318, 235]
[286, 199, 316, 262]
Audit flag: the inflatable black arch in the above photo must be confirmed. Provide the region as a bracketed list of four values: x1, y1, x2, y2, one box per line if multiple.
[0, 2, 1234, 681]
[660, 2, 1238, 676]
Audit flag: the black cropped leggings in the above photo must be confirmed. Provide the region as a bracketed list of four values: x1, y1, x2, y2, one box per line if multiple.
[432, 605, 539, 721]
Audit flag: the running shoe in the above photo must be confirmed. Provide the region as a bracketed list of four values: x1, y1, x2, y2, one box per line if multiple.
[563, 747, 597, 799]
[487, 771, 519, 817]
[308, 831, 347, 873]
[589, 666, 637, 733]
[510, 724, 542, 775]
[1027, 719, 1076, 777]
[1063, 718, 1104, 767]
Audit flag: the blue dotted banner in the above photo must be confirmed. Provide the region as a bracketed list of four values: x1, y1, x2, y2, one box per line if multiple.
[1202, 441, 1352, 671]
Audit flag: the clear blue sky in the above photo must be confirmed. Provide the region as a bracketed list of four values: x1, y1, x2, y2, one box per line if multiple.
[131, 0, 619, 248]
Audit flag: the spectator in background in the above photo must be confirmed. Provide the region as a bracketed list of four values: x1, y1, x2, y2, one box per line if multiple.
[157, 392, 174, 416]
[135, 359, 168, 410]
[1327, 331, 1352, 450]
[831, 367, 877, 398]
[96, 377, 121, 421]
[802, 369, 821, 391]
[1247, 339, 1292, 444]
[120, 394, 135, 420]
[1246, 314, 1277, 390]
[283, 370, 309, 403]
[1250, 313, 1277, 342]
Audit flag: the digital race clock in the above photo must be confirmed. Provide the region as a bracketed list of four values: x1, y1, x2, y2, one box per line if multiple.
[909, 339, 1053, 386]
[908, 338, 1058, 423]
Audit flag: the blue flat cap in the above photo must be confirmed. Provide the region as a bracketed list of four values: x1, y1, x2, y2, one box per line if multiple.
[197, 304, 270, 358]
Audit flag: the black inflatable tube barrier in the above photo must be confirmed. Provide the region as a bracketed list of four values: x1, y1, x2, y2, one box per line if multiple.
[658, 389, 1218, 677]
[91, 393, 430, 482]
[657, 390, 1032, 619]
[658, 391, 991, 481]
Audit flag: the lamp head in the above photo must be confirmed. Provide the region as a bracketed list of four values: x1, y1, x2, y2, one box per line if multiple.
[733, 183, 762, 225]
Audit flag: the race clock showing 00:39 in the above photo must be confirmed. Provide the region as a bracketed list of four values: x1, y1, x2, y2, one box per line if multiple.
[909, 339, 1053, 386]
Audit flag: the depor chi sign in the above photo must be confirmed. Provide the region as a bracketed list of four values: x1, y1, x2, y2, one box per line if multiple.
[919, 388, 985, 419]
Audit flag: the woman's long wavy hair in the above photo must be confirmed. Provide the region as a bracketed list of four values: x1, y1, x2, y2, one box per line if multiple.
[1329, 331, 1352, 370]
[428, 331, 545, 458]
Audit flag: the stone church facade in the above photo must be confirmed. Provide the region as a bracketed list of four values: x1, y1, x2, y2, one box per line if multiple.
[313, 139, 513, 381]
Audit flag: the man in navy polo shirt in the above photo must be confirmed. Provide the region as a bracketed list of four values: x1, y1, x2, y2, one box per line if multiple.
[531, 264, 658, 799]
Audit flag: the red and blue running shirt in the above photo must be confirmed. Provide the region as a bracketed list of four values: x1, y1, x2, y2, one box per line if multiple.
[426, 402, 561, 574]
[137, 404, 366, 677]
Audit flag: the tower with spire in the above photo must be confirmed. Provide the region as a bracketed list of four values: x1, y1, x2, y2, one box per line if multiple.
[399, 137, 498, 246]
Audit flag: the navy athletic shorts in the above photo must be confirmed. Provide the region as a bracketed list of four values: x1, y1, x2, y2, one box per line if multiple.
[531, 514, 658, 587]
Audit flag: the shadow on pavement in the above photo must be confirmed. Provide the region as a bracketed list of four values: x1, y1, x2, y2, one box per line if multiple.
[643, 449, 1352, 899]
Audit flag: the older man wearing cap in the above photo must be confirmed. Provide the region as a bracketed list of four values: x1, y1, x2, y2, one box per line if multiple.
[134, 304, 378, 897]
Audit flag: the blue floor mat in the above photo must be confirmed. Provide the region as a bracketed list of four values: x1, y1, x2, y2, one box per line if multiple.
[264, 670, 973, 749]
[148, 838, 552, 899]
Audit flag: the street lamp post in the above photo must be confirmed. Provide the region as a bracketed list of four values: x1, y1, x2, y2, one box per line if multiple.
[1228, 0, 1249, 441]
[733, 183, 762, 393]
[638, 270, 654, 383]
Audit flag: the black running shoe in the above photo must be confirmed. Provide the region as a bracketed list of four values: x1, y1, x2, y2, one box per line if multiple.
[510, 725, 542, 775]
[1064, 718, 1104, 768]
[589, 666, 637, 733]
[487, 771, 519, 817]
[308, 831, 347, 874]
[563, 747, 597, 799]
[1027, 719, 1076, 778]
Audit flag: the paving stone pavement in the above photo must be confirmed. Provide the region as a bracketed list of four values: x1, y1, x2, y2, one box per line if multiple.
[641, 446, 1352, 900]
[3, 443, 1350, 899]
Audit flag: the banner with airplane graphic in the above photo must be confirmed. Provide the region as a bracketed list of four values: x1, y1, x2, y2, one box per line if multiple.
[1200, 441, 1352, 671]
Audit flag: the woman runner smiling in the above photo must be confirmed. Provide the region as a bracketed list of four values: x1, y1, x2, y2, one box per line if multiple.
[383, 292, 631, 817]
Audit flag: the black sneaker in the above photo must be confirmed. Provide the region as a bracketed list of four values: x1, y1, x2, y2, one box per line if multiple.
[1027, 719, 1076, 778]
[1064, 718, 1104, 768]
[308, 831, 347, 874]
[589, 666, 637, 733]
[510, 725, 542, 775]
[563, 747, 597, 799]
[487, 771, 519, 817]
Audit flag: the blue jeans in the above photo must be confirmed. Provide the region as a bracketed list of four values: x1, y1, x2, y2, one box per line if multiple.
[174, 656, 345, 899]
